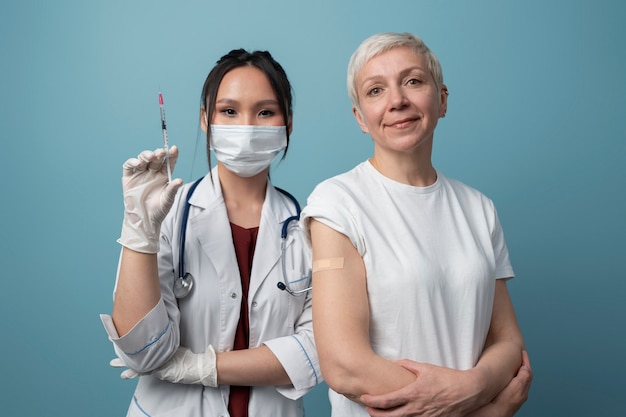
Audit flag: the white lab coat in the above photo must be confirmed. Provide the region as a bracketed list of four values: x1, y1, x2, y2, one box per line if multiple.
[101, 168, 320, 417]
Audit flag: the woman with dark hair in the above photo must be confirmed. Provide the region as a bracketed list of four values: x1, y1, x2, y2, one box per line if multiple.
[101, 49, 320, 417]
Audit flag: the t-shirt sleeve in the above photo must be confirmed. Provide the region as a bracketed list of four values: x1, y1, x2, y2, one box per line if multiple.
[490, 204, 515, 280]
[300, 181, 366, 256]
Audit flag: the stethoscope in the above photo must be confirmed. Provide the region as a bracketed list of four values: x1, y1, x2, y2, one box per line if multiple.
[173, 177, 312, 299]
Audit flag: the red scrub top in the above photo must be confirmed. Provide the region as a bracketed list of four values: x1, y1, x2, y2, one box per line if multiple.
[228, 223, 259, 417]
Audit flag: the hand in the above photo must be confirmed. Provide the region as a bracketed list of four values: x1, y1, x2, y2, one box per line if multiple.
[466, 350, 533, 417]
[117, 146, 182, 253]
[360, 360, 479, 417]
[110, 345, 218, 387]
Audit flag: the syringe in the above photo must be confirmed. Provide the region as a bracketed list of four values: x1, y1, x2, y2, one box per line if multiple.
[158, 91, 173, 182]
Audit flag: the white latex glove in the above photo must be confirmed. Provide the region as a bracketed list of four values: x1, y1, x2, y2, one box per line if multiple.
[110, 345, 217, 387]
[117, 146, 182, 253]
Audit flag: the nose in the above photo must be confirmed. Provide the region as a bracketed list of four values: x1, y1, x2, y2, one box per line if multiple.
[241, 114, 254, 125]
[388, 86, 409, 110]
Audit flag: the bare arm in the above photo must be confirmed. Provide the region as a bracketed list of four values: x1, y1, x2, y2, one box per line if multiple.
[216, 346, 291, 386]
[465, 350, 532, 417]
[310, 220, 415, 399]
[111, 248, 162, 336]
[464, 280, 526, 416]
[471, 280, 525, 397]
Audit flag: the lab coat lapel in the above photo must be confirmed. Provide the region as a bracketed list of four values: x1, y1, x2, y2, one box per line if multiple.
[191, 206, 237, 284]
[187, 172, 239, 287]
[248, 185, 294, 298]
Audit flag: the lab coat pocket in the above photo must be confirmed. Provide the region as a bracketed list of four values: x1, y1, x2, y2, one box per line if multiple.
[284, 269, 311, 295]
[284, 269, 311, 327]
[128, 393, 202, 417]
[128, 378, 205, 417]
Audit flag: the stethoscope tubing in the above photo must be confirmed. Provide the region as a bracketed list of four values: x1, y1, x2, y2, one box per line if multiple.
[178, 177, 203, 279]
[175, 177, 309, 298]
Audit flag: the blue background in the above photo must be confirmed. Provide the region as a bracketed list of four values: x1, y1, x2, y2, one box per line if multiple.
[2, 0, 625, 415]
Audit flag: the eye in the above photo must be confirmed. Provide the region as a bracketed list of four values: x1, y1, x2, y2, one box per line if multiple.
[259, 109, 276, 117]
[366, 86, 382, 97]
[407, 78, 424, 86]
[216, 107, 237, 116]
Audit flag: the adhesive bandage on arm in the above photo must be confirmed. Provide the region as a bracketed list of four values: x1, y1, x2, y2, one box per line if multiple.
[312, 257, 345, 273]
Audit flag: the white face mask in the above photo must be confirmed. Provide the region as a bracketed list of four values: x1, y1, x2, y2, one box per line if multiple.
[210, 125, 287, 177]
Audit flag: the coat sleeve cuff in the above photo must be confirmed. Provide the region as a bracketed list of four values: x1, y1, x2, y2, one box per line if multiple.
[264, 335, 322, 400]
[100, 299, 173, 371]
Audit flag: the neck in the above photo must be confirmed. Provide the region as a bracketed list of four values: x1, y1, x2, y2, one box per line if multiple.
[217, 164, 267, 228]
[369, 149, 436, 187]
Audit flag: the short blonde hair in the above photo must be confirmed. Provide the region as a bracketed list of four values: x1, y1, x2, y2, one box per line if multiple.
[347, 32, 444, 111]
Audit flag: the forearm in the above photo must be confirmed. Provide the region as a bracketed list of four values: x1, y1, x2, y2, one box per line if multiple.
[216, 345, 291, 386]
[466, 350, 533, 417]
[467, 280, 525, 411]
[467, 340, 523, 411]
[111, 247, 162, 336]
[323, 348, 416, 401]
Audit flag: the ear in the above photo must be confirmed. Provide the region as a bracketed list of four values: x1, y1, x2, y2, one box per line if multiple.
[200, 108, 208, 133]
[353, 106, 369, 134]
[439, 84, 449, 118]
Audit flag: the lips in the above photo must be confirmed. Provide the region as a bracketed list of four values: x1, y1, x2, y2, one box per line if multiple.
[387, 117, 419, 128]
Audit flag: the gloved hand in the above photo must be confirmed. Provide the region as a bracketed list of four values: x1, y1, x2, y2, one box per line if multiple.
[110, 345, 217, 387]
[117, 146, 183, 253]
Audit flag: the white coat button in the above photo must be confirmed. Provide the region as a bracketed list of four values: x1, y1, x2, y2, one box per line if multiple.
[230, 292, 237, 299]
[251, 301, 258, 308]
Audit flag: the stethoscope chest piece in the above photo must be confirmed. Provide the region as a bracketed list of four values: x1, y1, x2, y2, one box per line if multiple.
[174, 273, 194, 299]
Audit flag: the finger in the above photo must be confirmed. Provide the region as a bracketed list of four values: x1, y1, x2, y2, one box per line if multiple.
[360, 391, 409, 409]
[148, 148, 166, 172]
[123, 150, 154, 176]
[395, 359, 426, 378]
[521, 350, 531, 368]
[163, 178, 183, 204]
[167, 145, 179, 167]
[122, 158, 141, 177]
[516, 365, 533, 385]
[364, 404, 405, 417]
[517, 351, 532, 382]
[121, 369, 140, 380]
[165, 146, 179, 175]
[109, 357, 127, 368]
[138, 150, 156, 166]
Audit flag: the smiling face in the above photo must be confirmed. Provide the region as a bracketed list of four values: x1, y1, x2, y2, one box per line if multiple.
[353, 46, 447, 158]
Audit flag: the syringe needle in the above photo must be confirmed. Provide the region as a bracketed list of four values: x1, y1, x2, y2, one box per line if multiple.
[158, 91, 173, 182]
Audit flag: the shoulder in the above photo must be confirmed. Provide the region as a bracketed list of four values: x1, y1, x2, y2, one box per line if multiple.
[269, 184, 301, 215]
[308, 162, 370, 200]
[440, 173, 493, 206]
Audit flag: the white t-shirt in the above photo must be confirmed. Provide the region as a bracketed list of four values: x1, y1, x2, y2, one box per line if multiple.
[301, 161, 514, 416]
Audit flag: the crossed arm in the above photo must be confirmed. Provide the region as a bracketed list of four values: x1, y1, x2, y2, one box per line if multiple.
[362, 351, 532, 417]
[111, 248, 291, 386]
[309, 219, 528, 416]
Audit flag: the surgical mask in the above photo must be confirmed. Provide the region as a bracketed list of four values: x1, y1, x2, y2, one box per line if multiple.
[210, 125, 287, 177]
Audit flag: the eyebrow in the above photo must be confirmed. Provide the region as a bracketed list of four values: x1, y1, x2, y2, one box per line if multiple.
[359, 66, 429, 87]
[215, 98, 280, 107]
